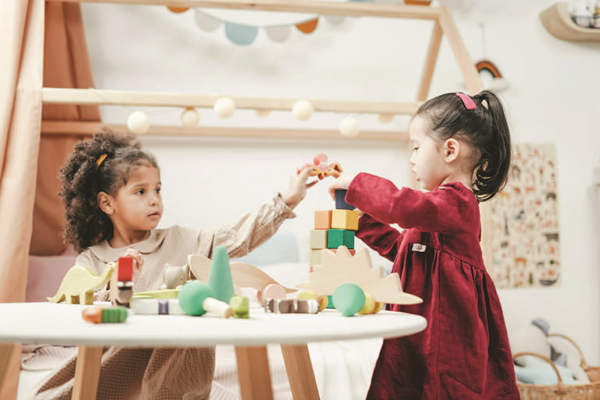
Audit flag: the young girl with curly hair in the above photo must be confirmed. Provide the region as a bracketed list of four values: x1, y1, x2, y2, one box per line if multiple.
[329, 91, 520, 399]
[32, 130, 316, 400]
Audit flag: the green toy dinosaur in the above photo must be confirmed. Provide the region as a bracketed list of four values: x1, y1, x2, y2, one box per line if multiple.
[47, 263, 116, 305]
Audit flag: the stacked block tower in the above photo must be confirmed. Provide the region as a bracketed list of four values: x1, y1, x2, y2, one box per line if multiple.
[309, 189, 359, 273]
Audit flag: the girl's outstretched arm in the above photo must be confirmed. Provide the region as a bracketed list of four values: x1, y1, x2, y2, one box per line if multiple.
[346, 173, 467, 234]
[356, 214, 404, 262]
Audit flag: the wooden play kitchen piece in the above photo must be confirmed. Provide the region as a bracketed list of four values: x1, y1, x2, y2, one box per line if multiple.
[178, 281, 233, 318]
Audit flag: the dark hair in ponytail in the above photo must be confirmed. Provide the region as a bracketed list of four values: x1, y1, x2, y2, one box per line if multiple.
[415, 90, 511, 202]
[58, 129, 159, 252]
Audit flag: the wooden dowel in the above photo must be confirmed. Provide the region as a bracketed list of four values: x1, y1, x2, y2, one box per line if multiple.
[416, 22, 443, 102]
[46, 0, 442, 20]
[42, 88, 422, 116]
[41, 121, 409, 142]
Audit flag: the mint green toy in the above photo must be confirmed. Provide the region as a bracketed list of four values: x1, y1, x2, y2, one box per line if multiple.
[207, 245, 235, 303]
[333, 283, 366, 317]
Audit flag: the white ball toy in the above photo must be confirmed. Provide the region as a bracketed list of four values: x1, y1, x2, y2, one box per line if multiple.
[214, 98, 236, 119]
[181, 108, 200, 127]
[127, 111, 150, 134]
[292, 100, 314, 121]
[255, 109, 271, 118]
[340, 117, 360, 137]
[378, 114, 394, 124]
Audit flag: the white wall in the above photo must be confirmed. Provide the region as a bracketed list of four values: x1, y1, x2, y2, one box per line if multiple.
[81, 0, 600, 363]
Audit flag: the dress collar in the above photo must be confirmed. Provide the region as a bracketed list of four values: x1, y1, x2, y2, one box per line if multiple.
[88, 228, 168, 262]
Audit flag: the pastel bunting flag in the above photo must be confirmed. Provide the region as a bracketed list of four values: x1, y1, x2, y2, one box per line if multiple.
[225, 23, 259, 46]
[194, 10, 222, 32]
[265, 26, 292, 42]
[296, 18, 319, 34]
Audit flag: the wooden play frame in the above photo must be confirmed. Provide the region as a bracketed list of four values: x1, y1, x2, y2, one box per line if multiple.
[39, 2, 488, 400]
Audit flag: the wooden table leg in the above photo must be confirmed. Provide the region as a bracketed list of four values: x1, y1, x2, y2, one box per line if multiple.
[72, 346, 103, 400]
[235, 346, 274, 400]
[281, 344, 320, 400]
[0, 344, 15, 395]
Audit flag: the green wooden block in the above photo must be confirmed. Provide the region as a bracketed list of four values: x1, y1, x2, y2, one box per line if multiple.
[101, 306, 128, 323]
[230, 295, 249, 319]
[327, 229, 355, 249]
[310, 230, 328, 249]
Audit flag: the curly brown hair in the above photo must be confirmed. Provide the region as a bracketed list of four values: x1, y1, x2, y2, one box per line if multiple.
[59, 130, 159, 252]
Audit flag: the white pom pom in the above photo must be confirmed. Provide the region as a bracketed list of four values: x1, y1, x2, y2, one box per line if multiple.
[339, 117, 360, 137]
[378, 114, 394, 124]
[255, 109, 271, 118]
[214, 98, 236, 119]
[127, 111, 150, 134]
[292, 100, 314, 121]
[181, 108, 200, 127]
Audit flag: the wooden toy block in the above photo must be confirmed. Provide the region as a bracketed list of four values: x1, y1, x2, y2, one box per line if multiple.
[207, 245, 235, 303]
[358, 293, 376, 315]
[82, 306, 128, 324]
[327, 229, 355, 249]
[296, 290, 328, 311]
[332, 210, 359, 231]
[162, 264, 190, 289]
[296, 246, 422, 306]
[178, 281, 233, 318]
[333, 283, 366, 317]
[117, 257, 134, 281]
[230, 295, 249, 319]
[309, 249, 323, 266]
[314, 210, 332, 230]
[331, 248, 356, 256]
[310, 230, 328, 249]
[335, 189, 355, 210]
[256, 283, 286, 305]
[47, 263, 116, 305]
[188, 254, 297, 295]
[130, 299, 186, 315]
[300, 153, 344, 180]
[264, 298, 319, 314]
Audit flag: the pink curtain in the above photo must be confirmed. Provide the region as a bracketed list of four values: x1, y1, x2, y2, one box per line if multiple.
[30, 3, 101, 256]
[0, 0, 45, 397]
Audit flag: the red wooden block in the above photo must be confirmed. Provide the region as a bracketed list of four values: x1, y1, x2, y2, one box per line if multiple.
[117, 257, 134, 281]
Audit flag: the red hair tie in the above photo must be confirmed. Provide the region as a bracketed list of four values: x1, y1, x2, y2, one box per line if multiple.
[456, 92, 476, 110]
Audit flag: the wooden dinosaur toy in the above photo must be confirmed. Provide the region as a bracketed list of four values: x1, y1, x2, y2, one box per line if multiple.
[47, 263, 116, 305]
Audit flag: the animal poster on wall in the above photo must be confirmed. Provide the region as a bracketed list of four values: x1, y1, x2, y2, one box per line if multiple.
[490, 143, 561, 289]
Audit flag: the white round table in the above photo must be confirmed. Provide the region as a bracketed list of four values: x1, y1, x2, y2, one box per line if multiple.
[0, 302, 427, 400]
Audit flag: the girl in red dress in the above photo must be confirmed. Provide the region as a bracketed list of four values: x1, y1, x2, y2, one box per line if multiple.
[330, 91, 520, 399]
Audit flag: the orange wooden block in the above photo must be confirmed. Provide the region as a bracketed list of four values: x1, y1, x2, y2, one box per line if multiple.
[331, 248, 356, 256]
[314, 210, 332, 230]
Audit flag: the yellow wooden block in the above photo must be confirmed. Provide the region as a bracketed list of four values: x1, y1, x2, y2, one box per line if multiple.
[331, 210, 359, 231]
[314, 210, 332, 230]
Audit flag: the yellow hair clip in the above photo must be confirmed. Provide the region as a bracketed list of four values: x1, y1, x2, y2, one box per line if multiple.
[96, 154, 108, 169]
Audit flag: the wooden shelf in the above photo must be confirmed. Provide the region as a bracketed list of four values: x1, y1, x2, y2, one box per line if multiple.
[540, 2, 600, 42]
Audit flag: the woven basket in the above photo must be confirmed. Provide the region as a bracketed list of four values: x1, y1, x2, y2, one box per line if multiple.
[514, 334, 600, 400]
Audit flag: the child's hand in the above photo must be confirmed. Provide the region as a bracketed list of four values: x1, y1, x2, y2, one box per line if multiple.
[123, 248, 144, 283]
[282, 167, 318, 210]
[327, 175, 355, 200]
[109, 249, 144, 301]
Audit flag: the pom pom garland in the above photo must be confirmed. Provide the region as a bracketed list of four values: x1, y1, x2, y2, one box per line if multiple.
[127, 111, 150, 134]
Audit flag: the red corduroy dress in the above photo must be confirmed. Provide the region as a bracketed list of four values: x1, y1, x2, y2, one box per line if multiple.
[346, 173, 520, 400]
